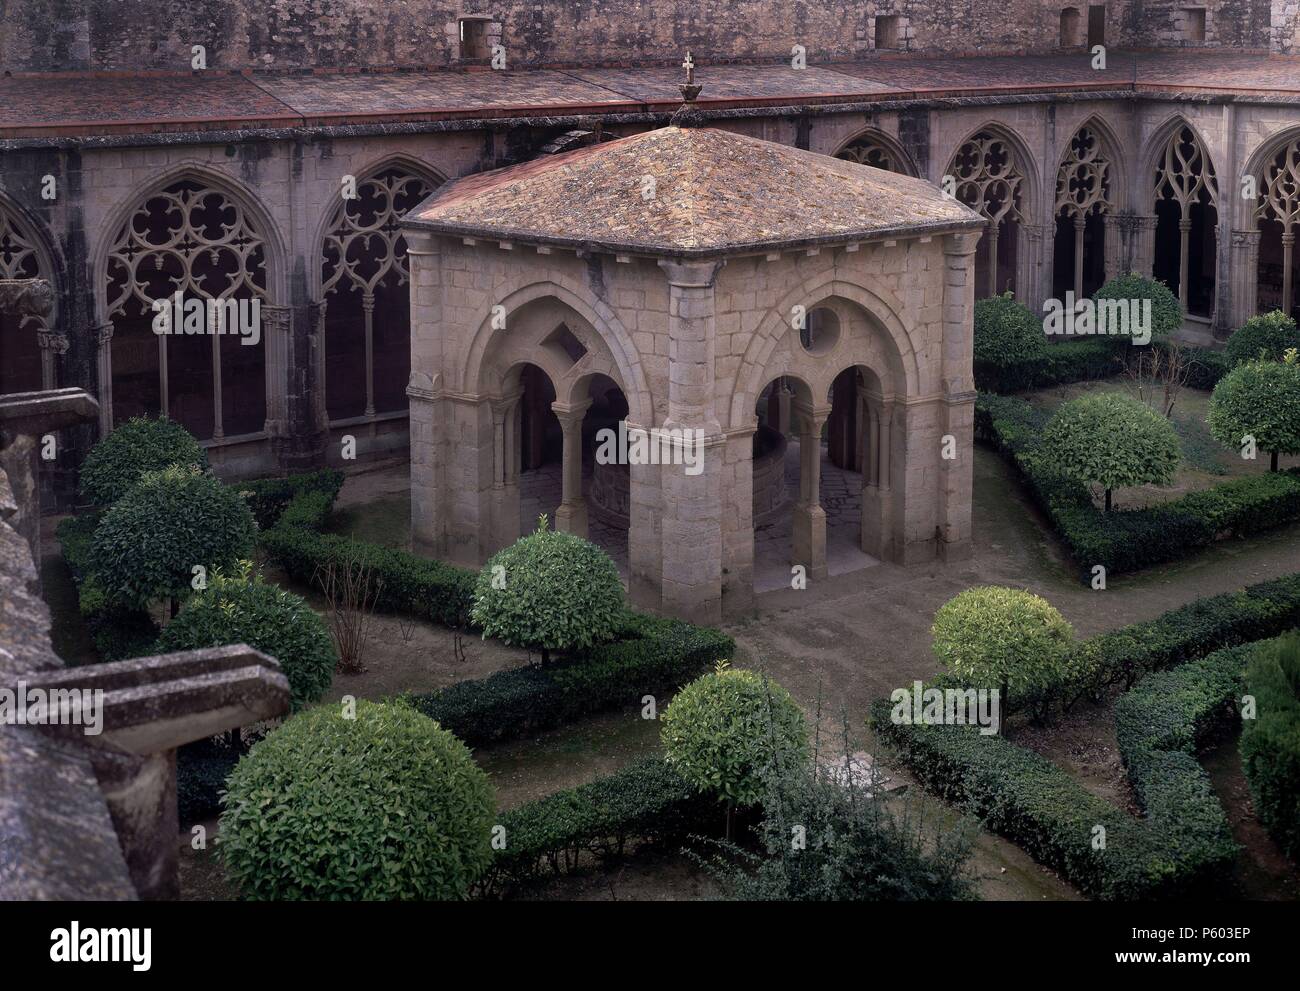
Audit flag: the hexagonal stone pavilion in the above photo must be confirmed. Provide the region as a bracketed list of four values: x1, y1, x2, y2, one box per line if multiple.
[401, 123, 984, 624]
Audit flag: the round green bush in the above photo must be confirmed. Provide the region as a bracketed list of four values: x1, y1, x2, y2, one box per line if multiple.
[1208, 355, 1300, 471]
[1225, 311, 1300, 367]
[931, 586, 1074, 706]
[79, 416, 207, 506]
[1036, 391, 1181, 509]
[158, 562, 337, 710]
[660, 664, 809, 807]
[90, 465, 255, 610]
[471, 514, 624, 660]
[220, 700, 495, 900]
[973, 292, 1047, 366]
[1092, 273, 1183, 346]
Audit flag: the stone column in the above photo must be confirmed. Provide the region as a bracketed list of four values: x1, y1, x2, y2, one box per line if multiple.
[486, 391, 523, 553]
[657, 258, 725, 625]
[264, 303, 326, 472]
[1018, 223, 1048, 314]
[94, 322, 115, 438]
[551, 399, 590, 538]
[720, 425, 755, 617]
[1228, 229, 1262, 330]
[1133, 215, 1159, 278]
[1103, 213, 1124, 282]
[791, 399, 830, 582]
[860, 396, 892, 559]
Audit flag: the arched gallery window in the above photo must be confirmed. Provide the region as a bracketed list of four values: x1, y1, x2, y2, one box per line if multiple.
[0, 203, 58, 396]
[949, 131, 1025, 298]
[105, 179, 268, 441]
[1254, 137, 1300, 320]
[836, 132, 906, 174]
[320, 167, 436, 423]
[1153, 125, 1218, 318]
[1054, 125, 1113, 299]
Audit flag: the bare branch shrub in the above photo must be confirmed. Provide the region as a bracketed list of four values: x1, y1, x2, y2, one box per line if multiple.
[314, 551, 383, 674]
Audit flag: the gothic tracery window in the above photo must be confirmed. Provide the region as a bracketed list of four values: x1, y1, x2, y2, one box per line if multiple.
[105, 179, 268, 440]
[1254, 138, 1300, 319]
[1153, 125, 1219, 317]
[949, 131, 1025, 297]
[320, 167, 434, 422]
[0, 204, 58, 395]
[1054, 125, 1113, 299]
[836, 133, 902, 173]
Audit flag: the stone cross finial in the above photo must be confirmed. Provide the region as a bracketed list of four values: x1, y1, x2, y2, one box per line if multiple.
[679, 50, 702, 103]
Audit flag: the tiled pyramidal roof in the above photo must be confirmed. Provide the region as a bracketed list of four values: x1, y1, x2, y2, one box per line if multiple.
[404, 126, 983, 257]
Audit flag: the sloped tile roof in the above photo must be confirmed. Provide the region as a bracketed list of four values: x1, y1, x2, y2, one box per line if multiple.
[403, 125, 983, 256]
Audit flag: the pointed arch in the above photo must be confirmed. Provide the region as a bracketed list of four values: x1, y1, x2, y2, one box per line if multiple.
[315, 156, 445, 422]
[1054, 120, 1118, 299]
[0, 193, 62, 395]
[943, 123, 1035, 299]
[95, 165, 284, 441]
[833, 127, 919, 177]
[1147, 114, 1220, 317]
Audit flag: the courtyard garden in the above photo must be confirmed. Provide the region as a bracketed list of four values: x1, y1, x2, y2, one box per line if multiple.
[33, 274, 1300, 903]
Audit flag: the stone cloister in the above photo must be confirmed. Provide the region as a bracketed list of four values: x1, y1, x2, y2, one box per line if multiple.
[400, 124, 983, 622]
[5, 49, 1300, 502]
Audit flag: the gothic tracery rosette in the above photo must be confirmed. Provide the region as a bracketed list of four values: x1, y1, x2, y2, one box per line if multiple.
[106, 179, 268, 319]
[321, 169, 432, 299]
[950, 132, 1025, 226]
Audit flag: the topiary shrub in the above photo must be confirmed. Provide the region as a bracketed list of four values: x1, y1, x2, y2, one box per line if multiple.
[1092, 273, 1183, 346]
[660, 663, 809, 814]
[158, 561, 336, 710]
[1240, 632, 1300, 861]
[220, 699, 495, 900]
[90, 464, 255, 613]
[931, 586, 1074, 715]
[1225, 310, 1300, 367]
[79, 416, 207, 506]
[974, 292, 1047, 366]
[470, 514, 624, 663]
[1035, 391, 1182, 510]
[1209, 353, 1300, 472]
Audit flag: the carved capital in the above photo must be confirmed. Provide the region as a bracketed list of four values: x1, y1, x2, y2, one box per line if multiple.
[36, 330, 69, 355]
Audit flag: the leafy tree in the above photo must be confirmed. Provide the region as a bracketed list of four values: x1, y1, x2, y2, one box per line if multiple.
[471, 514, 624, 664]
[974, 292, 1046, 365]
[1208, 352, 1300, 471]
[79, 415, 206, 506]
[931, 586, 1074, 714]
[1093, 273, 1183, 346]
[158, 561, 337, 710]
[1036, 391, 1181, 510]
[661, 663, 808, 835]
[90, 465, 255, 614]
[1225, 311, 1300, 367]
[220, 700, 495, 900]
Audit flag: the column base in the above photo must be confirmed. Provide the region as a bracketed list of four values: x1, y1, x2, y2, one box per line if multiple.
[554, 500, 588, 538]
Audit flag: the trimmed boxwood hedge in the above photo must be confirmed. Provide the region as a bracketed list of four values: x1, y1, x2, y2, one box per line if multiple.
[413, 613, 734, 747]
[483, 756, 716, 895]
[238, 469, 345, 530]
[871, 600, 1298, 899]
[1114, 643, 1254, 884]
[1240, 633, 1300, 860]
[977, 392, 1300, 579]
[974, 338, 1230, 395]
[260, 523, 477, 629]
[870, 699, 1177, 899]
